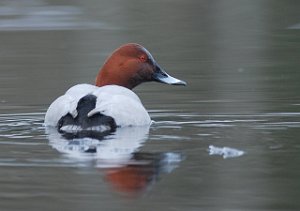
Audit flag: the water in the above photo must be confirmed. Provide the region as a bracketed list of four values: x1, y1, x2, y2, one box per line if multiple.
[1, 0, 300, 210]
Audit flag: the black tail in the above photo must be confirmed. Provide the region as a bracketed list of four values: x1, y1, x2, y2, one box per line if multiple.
[57, 94, 117, 135]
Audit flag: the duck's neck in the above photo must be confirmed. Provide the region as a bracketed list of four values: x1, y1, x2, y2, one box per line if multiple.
[95, 66, 137, 90]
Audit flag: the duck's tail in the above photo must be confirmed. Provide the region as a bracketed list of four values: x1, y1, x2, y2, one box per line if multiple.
[57, 94, 117, 135]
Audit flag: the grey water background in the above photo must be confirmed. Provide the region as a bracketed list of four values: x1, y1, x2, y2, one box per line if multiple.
[1, 0, 300, 210]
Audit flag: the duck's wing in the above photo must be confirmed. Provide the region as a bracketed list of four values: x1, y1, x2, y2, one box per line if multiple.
[44, 84, 97, 127]
[88, 85, 151, 127]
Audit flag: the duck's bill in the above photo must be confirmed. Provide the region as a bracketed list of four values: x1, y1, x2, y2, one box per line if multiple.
[152, 65, 187, 86]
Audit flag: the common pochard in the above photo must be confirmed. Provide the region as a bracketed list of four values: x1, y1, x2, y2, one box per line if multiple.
[44, 43, 186, 133]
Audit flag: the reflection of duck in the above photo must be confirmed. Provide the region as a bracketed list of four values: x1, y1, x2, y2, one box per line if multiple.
[45, 43, 186, 133]
[104, 152, 182, 194]
[46, 125, 149, 161]
[46, 126, 182, 195]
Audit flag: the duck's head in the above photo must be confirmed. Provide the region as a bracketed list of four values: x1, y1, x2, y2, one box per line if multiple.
[95, 43, 186, 89]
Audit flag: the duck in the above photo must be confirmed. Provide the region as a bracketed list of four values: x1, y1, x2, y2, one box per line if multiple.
[44, 43, 186, 133]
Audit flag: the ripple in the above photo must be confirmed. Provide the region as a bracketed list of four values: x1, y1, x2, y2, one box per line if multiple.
[0, 1, 119, 31]
[152, 135, 190, 141]
[0, 141, 45, 146]
[0, 112, 45, 140]
[151, 111, 300, 130]
[1, 111, 300, 143]
[288, 23, 300, 29]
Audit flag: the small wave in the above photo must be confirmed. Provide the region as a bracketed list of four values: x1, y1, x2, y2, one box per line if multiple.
[288, 23, 300, 29]
[0, 2, 117, 31]
[0, 112, 45, 140]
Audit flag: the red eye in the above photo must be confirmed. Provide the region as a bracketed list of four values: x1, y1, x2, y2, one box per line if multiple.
[139, 54, 147, 62]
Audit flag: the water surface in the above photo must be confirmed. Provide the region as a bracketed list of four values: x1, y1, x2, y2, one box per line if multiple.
[1, 0, 300, 210]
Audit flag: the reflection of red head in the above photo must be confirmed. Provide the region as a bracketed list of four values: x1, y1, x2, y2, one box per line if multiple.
[105, 165, 155, 194]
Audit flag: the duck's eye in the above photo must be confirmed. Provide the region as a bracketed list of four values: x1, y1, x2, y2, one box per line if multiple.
[139, 54, 147, 62]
